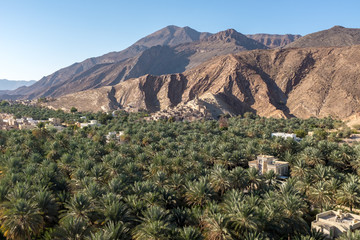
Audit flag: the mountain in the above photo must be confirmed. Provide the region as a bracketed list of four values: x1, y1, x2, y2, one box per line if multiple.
[284, 26, 360, 48]
[0, 79, 36, 90]
[6, 28, 268, 99]
[246, 34, 301, 48]
[44, 45, 360, 120]
[6, 25, 212, 99]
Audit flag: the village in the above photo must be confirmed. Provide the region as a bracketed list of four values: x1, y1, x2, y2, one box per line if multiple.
[0, 112, 103, 131]
[144, 97, 214, 122]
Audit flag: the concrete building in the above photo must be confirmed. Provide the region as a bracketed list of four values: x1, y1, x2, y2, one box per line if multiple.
[271, 132, 301, 141]
[248, 155, 289, 176]
[49, 118, 61, 126]
[106, 131, 125, 143]
[80, 120, 101, 128]
[8, 118, 16, 126]
[18, 124, 36, 130]
[312, 210, 360, 239]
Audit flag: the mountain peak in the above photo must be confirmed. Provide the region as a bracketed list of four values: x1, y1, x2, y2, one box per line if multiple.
[207, 29, 244, 42]
[331, 25, 345, 30]
[217, 29, 242, 37]
[162, 25, 181, 32]
[133, 25, 211, 47]
[204, 29, 268, 50]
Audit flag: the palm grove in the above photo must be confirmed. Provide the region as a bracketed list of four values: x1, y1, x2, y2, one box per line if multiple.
[0, 104, 360, 240]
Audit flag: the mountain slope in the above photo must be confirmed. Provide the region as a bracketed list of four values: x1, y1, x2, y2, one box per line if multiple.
[284, 26, 360, 48]
[45, 45, 360, 119]
[7, 25, 212, 99]
[8, 29, 268, 99]
[246, 34, 301, 48]
[0, 79, 36, 90]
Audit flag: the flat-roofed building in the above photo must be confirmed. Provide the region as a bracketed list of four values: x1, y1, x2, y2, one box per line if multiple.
[248, 155, 289, 176]
[271, 132, 301, 141]
[49, 118, 61, 126]
[312, 210, 360, 239]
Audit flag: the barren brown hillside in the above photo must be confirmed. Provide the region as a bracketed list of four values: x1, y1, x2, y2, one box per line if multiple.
[45, 45, 360, 119]
[6, 26, 212, 99]
[11, 29, 268, 99]
[284, 26, 360, 48]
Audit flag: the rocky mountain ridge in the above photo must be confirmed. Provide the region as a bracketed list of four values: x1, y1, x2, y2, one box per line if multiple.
[7, 28, 270, 99]
[284, 26, 360, 48]
[5, 25, 360, 120]
[44, 45, 360, 120]
[246, 34, 302, 48]
[7, 26, 212, 99]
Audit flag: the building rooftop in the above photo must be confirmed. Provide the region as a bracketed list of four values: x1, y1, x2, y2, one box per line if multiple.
[312, 210, 360, 237]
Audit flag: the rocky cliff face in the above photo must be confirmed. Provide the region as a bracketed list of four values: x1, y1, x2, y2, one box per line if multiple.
[246, 34, 301, 48]
[45, 45, 360, 119]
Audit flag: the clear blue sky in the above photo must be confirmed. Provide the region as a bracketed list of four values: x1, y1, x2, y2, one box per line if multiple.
[1, 0, 359, 80]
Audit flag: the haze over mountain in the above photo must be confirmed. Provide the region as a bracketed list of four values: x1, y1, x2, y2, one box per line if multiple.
[45, 45, 360, 120]
[0, 79, 36, 90]
[284, 26, 360, 48]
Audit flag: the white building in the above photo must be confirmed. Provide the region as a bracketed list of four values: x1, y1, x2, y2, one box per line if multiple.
[48, 118, 61, 126]
[106, 131, 125, 143]
[80, 120, 101, 128]
[248, 155, 289, 176]
[312, 210, 360, 239]
[271, 132, 301, 141]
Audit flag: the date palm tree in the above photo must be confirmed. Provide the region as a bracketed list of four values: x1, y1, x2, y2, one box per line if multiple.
[201, 212, 233, 240]
[295, 173, 313, 197]
[53, 217, 91, 240]
[0, 198, 44, 240]
[337, 178, 360, 212]
[263, 170, 277, 187]
[184, 177, 215, 207]
[209, 165, 231, 196]
[132, 206, 172, 240]
[293, 229, 326, 240]
[312, 165, 332, 182]
[308, 181, 331, 212]
[327, 177, 342, 204]
[291, 159, 309, 178]
[338, 230, 360, 240]
[222, 196, 258, 235]
[62, 193, 93, 223]
[176, 226, 203, 240]
[101, 196, 132, 224]
[243, 231, 269, 240]
[246, 167, 263, 192]
[34, 189, 58, 226]
[281, 193, 308, 239]
[300, 147, 325, 166]
[87, 221, 131, 240]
